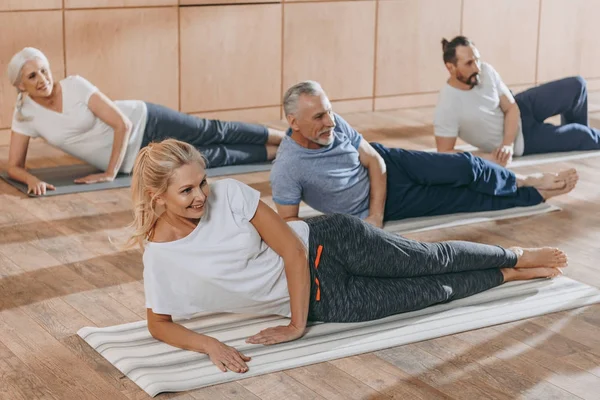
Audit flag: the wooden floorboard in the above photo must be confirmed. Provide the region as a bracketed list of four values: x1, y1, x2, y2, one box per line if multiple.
[2, 107, 600, 399]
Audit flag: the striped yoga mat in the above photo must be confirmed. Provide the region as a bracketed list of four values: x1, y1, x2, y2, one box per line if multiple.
[298, 203, 560, 234]
[78, 276, 600, 397]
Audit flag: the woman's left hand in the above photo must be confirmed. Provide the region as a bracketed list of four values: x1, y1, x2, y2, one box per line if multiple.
[246, 323, 305, 345]
[74, 172, 116, 184]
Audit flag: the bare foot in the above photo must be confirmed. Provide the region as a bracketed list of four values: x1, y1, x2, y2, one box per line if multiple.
[266, 144, 279, 161]
[501, 266, 563, 282]
[266, 128, 286, 145]
[509, 247, 568, 268]
[538, 175, 578, 200]
[517, 168, 578, 190]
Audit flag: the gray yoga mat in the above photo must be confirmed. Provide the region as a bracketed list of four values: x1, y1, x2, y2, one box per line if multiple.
[0, 162, 273, 197]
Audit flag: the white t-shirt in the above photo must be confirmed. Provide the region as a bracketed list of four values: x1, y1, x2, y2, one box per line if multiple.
[433, 62, 524, 156]
[11, 75, 147, 174]
[143, 178, 310, 319]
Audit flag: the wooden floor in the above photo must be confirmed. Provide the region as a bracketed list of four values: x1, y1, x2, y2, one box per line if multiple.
[2, 106, 600, 400]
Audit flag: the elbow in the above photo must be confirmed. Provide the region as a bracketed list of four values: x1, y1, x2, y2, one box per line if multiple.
[287, 245, 309, 264]
[117, 118, 133, 135]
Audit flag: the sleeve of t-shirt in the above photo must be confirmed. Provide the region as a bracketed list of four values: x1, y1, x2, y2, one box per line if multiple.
[67, 75, 99, 104]
[486, 63, 514, 101]
[11, 106, 39, 137]
[433, 91, 460, 138]
[270, 164, 303, 206]
[225, 179, 261, 221]
[334, 113, 363, 149]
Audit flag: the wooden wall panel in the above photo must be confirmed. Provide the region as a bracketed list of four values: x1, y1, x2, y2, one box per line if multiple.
[0, 0, 61, 11]
[376, 0, 461, 97]
[283, 1, 376, 100]
[538, 0, 600, 83]
[180, 0, 277, 4]
[193, 106, 281, 124]
[65, 0, 176, 8]
[462, 0, 539, 85]
[180, 4, 282, 113]
[0, 11, 64, 129]
[64, 7, 179, 109]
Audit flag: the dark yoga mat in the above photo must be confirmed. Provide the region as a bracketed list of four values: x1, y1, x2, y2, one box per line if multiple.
[0, 162, 273, 197]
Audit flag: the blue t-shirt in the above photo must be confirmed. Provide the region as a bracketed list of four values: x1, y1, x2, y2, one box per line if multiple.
[270, 114, 371, 218]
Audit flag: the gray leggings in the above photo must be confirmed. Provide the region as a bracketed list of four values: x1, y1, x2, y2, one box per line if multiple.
[305, 214, 518, 323]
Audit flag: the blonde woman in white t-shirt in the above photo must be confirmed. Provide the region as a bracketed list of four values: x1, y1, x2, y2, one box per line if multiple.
[5, 47, 284, 195]
[130, 138, 567, 374]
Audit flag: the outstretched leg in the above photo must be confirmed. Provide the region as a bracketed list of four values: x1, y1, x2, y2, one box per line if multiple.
[198, 144, 268, 167]
[371, 142, 518, 196]
[306, 214, 567, 278]
[309, 266, 562, 323]
[142, 102, 270, 147]
[306, 214, 566, 323]
[521, 121, 600, 155]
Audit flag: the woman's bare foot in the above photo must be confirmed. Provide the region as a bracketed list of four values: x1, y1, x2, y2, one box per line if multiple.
[538, 176, 578, 200]
[266, 144, 279, 161]
[266, 128, 286, 145]
[509, 247, 568, 268]
[516, 168, 578, 190]
[501, 266, 563, 282]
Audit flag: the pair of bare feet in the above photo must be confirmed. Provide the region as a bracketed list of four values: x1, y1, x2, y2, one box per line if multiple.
[501, 246, 568, 282]
[516, 168, 579, 200]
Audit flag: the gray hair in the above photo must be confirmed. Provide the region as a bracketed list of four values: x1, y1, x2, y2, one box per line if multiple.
[282, 80, 324, 116]
[7, 47, 50, 122]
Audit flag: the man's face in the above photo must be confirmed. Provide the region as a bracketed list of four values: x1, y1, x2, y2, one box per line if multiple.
[288, 92, 336, 147]
[450, 45, 482, 87]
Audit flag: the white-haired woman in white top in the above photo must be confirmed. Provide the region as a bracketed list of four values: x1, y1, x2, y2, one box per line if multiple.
[5, 47, 284, 195]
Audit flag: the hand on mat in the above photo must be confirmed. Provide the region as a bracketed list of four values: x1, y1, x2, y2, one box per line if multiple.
[206, 339, 251, 373]
[74, 172, 115, 184]
[28, 179, 56, 196]
[492, 145, 513, 167]
[364, 214, 384, 229]
[246, 323, 305, 346]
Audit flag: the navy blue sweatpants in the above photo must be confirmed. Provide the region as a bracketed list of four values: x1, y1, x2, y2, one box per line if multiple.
[516, 76, 600, 155]
[371, 143, 544, 222]
[141, 102, 269, 168]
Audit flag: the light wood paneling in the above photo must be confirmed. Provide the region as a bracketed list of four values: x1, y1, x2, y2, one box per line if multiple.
[181, 0, 277, 4]
[376, 0, 461, 96]
[463, 0, 539, 85]
[0, 128, 10, 146]
[65, 0, 176, 8]
[281, 99, 373, 119]
[64, 8, 178, 109]
[180, 4, 282, 112]
[0, 0, 61, 11]
[375, 92, 439, 111]
[283, 1, 376, 100]
[538, 0, 600, 82]
[331, 98, 373, 113]
[192, 106, 281, 124]
[0, 11, 64, 129]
